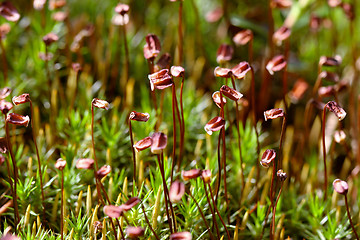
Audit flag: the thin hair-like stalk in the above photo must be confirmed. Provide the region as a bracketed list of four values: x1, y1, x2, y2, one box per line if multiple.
[170, 83, 177, 182]
[177, 75, 185, 170]
[5, 121, 20, 233]
[271, 181, 284, 238]
[60, 169, 64, 240]
[128, 119, 136, 188]
[322, 103, 328, 199]
[156, 154, 173, 233]
[188, 190, 215, 240]
[91, 104, 105, 205]
[202, 179, 220, 238]
[344, 194, 360, 240]
[230, 76, 245, 190]
[140, 200, 160, 240]
[29, 101, 46, 219]
[207, 182, 231, 240]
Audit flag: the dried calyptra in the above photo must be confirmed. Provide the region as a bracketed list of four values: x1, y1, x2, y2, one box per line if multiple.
[170, 66, 185, 77]
[143, 34, 161, 60]
[12, 93, 31, 105]
[170, 231, 192, 240]
[181, 169, 202, 181]
[325, 101, 346, 121]
[6, 113, 30, 127]
[43, 33, 59, 46]
[129, 111, 150, 122]
[231, 61, 251, 79]
[148, 69, 173, 91]
[120, 197, 140, 211]
[55, 158, 66, 171]
[0, 87, 11, 99]
[103, 205, 123, 218]
[115, 3, 129, 15]
[126, 226, 145, 239]
[216, 44, 233, 64]
[220, 85, 243, 103]
[212, 91, 227, 108]
[75, 158, 94, 169]
[0, 2, 20, 22]
[0, 100, 13, 115]
[169, 180, 185, 203]
[264, 108, 284, 121]
[150, 132, 167, 154]
[133, 137, 152, 152]
[277, 169, 287, 181]
[333, 179, 348, 195]
[319, 55, 342, 67]
[204, 116, 225, 135]
[273, 26, 291, 45]
[266, 55, 287, 75]
[260, 149, 276, 168]
[96, 165, 111, 179]
[201, 169, 211, 183]
[233, 29, 253, 46]
[214, 67, 232, 78]
[92, 98, 110, 110]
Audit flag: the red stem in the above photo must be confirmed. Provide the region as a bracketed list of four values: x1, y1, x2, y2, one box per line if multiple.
[322, 104, 328, 199]
[345, 194, 360, 240]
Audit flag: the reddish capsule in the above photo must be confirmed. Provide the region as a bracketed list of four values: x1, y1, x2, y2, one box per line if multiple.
[55, 158, 66, 171]
[169, 180, 185, 203]
[260, 149, 276, 168]
[6, 113, 30, 127]
[264, 108, 284, 121]
[204, 116, 225, 135]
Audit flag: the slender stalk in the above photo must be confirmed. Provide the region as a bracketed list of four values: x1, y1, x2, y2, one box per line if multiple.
[3, 115, 14, 197]
[147, 60, 158, 112]
[161, 153, 177, 232]
[91, 105, 105, 205]
[121, 24, 130, 101]
[215, 129, 222, 204]
[251, 67, 261, 197]
[171, 84, 177, 182]
[60, 170, 64, 240]
[221, 119, 229, 219]
[207, 182, 231, 240]
[278, 115, 286, 170]
[322, 104, 328, 199]
[188, 191, 215, 240]
[177, 76, 185, 170]
[5, 121, 20, 233]
[203, 179, 220, 238]
[271, 182, 284, 239]
[344, 194, 360, 240]
[268, 163, 276, 238]
[140, 201, 160, 240]
[0, 39, 8, 83]
[115, 217, 123, 240]
[98, 179, 121, 240]
[231, 77, 245, 189]
[178, 1, 183, 64]
[29, 101, 46, 219]
[128, 119, 136, 189]
[156, 154, 173, 233]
